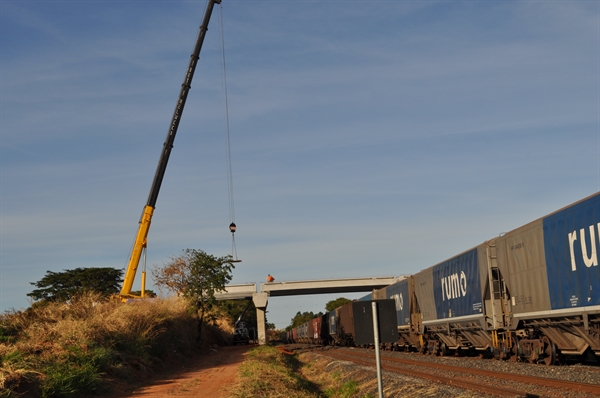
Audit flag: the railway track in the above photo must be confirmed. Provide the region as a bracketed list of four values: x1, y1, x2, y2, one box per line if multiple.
[309, 347, 600, 397]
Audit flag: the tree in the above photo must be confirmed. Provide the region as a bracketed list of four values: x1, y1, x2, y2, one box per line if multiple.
[28, 267, 124, 302]
[286, 311, 322, 331]
[152, 249, 235, 342]
[325, 297, 352, 312]
[218, 299, 257, 330]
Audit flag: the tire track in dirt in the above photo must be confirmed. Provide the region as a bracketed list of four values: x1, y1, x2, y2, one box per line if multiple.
[103, 345, 252, 398]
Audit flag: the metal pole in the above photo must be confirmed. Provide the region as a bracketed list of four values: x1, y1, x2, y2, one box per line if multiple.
[372, 301, 384, 398]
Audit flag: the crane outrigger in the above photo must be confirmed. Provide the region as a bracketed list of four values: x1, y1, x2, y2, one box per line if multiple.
[119, 0, 222, 299]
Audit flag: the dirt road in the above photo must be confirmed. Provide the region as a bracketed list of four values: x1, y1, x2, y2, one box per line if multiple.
[106, 345, 251, 397]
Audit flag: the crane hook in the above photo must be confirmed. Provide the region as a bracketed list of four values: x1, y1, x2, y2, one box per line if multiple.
[229, 222, 242, 263]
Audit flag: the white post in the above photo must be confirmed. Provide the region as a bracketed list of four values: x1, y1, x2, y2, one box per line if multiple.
[372, 301, 384, 398]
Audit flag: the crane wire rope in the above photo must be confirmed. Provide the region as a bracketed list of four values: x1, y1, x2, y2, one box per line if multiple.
[218, 4, 240, 262]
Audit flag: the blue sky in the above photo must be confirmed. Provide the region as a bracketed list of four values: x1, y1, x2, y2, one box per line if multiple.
[1, 0, 599, 329]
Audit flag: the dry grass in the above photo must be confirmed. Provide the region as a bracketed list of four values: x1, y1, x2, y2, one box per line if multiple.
[228, 347, 377, 398]
[0, 293, 230, 397]
[229, 348, 480, 398]
[229, 346, 322, 398]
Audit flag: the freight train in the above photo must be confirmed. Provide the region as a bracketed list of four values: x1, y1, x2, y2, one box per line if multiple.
[283, 192, 600, 365]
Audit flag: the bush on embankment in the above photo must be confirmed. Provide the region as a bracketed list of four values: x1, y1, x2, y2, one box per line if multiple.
[230, 346, 320, 398]
[229, 346, 376, 398]
[0, 293, 231, 397]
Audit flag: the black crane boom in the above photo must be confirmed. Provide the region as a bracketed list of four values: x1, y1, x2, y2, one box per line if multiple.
[120, 0, 222, 297]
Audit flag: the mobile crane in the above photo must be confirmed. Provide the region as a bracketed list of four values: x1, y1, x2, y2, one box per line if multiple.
[119, 0, 222, 299]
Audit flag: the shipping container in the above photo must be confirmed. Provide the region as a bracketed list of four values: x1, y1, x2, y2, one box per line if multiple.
[413, 266, 435, 322]
[311, 317, 322, 340]
[432, 247, 483, 320]
[298, 322, 309, 342]
[494, 218, 552, 315]
[320, 314, 329, 344]
[307, 318, 314, 342]
[327, 309, 337, 337]
[414, 244, 489, 353]
[385, 278, 411, 326]
[543, 193, 600, 310]
[336, 302, 355, 345]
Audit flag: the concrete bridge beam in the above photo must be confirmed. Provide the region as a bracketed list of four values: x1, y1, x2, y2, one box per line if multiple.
[214, 283, 257, 300]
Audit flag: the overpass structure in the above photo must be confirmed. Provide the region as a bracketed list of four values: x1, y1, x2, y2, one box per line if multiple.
[215, 276, 403, 345]
[260, 277, 400, 296]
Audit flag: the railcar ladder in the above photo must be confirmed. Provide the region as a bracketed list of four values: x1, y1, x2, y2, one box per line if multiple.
[486, 241, 506, 331]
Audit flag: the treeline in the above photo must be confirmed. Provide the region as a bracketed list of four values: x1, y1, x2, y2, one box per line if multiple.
[286, 297, 351, 331]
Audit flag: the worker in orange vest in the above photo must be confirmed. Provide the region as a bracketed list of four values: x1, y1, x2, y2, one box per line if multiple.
[266, 274, 275, 283]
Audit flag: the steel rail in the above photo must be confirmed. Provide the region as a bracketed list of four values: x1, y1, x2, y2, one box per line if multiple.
[349, 350, 600, 395]
[321, 349, 534, 397]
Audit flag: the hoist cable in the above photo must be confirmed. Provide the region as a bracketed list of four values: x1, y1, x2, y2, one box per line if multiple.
[218, 4, 240, 262]
[231, 234, 238, 261]
[218, 4, 235, 226]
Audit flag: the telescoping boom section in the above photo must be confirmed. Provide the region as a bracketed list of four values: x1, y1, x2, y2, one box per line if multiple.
[120, 0, 222, 298]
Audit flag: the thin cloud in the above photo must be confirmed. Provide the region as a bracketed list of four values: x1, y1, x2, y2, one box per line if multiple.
[1, 1, 598, 329]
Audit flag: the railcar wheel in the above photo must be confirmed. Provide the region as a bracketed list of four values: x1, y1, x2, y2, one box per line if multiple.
[419, 339, 428, 354]
[439, 343, 451, 357]
[542, 336, 557, 366]
[497, 346, 506, 360]
[509, 336, 520, 362]
[429, 341, 438, 355]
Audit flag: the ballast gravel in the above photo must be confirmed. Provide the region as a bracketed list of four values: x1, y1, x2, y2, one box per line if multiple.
[301, 346, 600, 398]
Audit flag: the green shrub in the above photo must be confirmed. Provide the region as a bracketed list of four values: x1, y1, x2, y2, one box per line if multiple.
[42, 360, 102, 398]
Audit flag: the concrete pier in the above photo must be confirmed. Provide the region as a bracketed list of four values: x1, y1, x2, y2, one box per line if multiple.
[252, 292, 269, 345]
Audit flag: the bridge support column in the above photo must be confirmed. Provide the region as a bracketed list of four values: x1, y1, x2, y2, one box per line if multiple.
[252, 292, 269, 345]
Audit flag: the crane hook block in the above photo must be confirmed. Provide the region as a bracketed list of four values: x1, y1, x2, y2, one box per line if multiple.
[229, 222, 237, 234]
